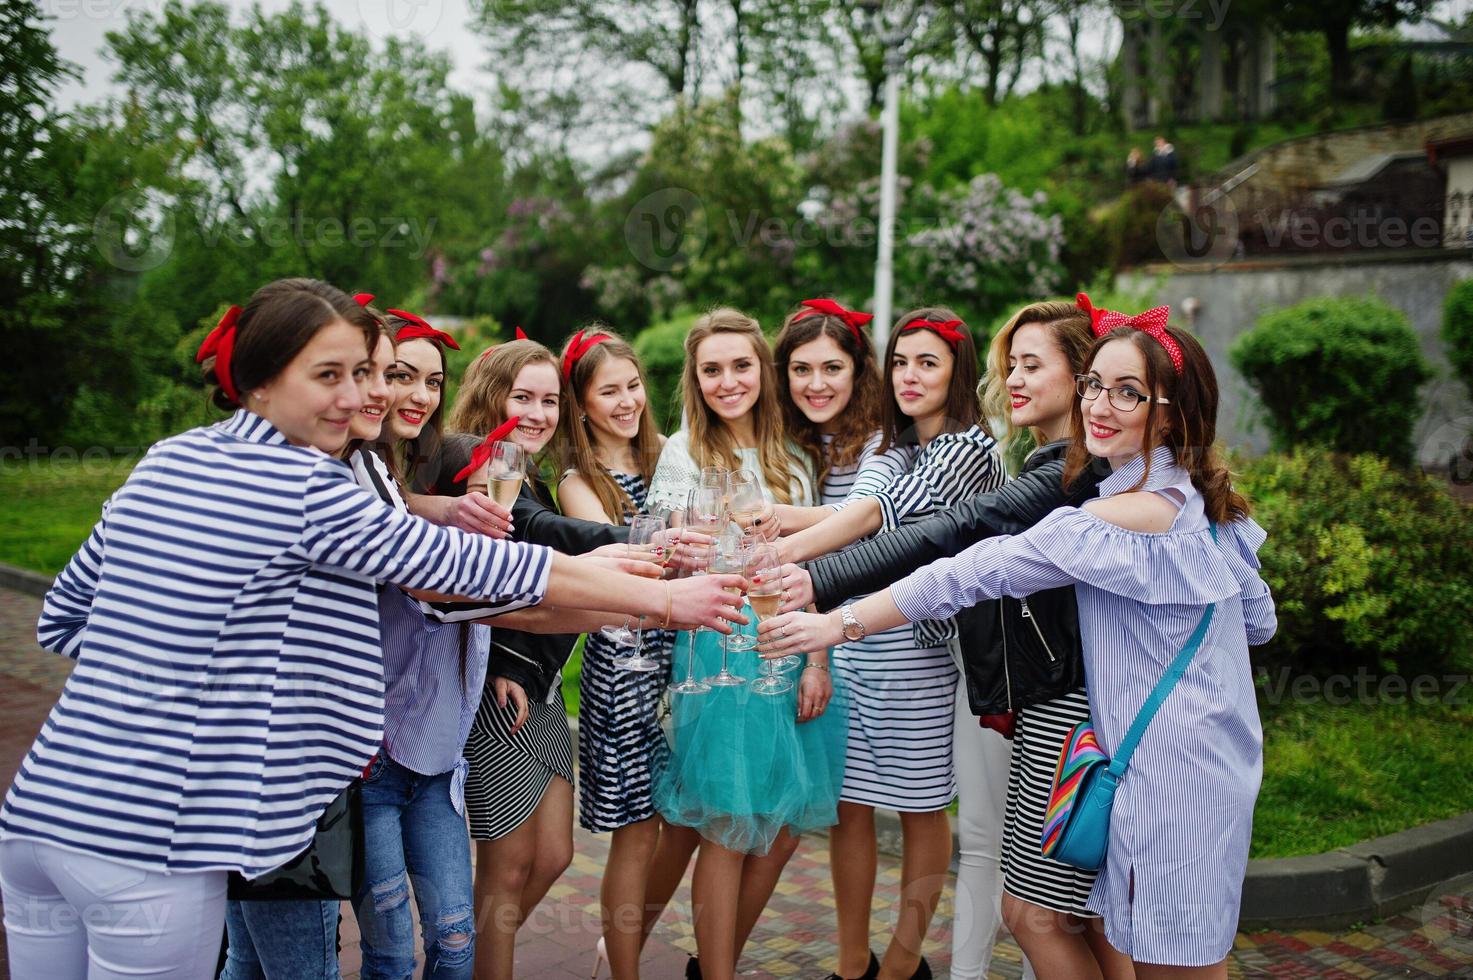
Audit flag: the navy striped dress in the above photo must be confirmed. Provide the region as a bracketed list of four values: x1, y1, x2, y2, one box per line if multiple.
[890, 447, 1276, 965]
[832, 426, 1005, 811]
[576, 471, 674, 833]
[1, 411, 551, 878]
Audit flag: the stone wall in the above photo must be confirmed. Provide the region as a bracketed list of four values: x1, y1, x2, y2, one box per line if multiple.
[1122, 253, 1473, 468]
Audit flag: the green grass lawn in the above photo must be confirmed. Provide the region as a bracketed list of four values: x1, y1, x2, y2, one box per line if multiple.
[1, 459, 1468, 858]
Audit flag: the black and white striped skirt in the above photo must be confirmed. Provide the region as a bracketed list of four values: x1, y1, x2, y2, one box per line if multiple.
[463, 682, 575, 841]
[1001, 686, 1099, 916]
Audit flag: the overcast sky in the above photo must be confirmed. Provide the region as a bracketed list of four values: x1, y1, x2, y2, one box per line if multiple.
[43, 0, 1473, 124]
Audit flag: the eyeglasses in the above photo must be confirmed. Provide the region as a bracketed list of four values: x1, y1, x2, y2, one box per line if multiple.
[1074, 375, 1170, 412]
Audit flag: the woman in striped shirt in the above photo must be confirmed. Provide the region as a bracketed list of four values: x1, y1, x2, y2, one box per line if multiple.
[759, 316, 1276, 979]
[774, 308, 1006, 980]
[0, 278, 748, 980]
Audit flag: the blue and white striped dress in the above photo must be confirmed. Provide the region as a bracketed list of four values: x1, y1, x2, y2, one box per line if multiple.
[831, 426, 1005, 811]
[890, 447, 1276, 965]
[577, 470, 675, 833]
[1, 411, 551, 878]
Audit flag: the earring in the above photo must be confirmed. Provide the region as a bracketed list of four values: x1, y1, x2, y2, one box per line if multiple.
[580, 414, 588, 422]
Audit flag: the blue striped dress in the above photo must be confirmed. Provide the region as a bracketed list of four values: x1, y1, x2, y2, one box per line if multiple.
[889, 447, 1276, 965]
[576, 470, 674, 833]
[1, 411, 551, 878]
[832, 426, 1005, 810]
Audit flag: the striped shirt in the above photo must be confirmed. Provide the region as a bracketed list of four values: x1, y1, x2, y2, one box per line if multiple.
[844, 424, 1005, 647]
[2, 410, 552, 878]
[890, 446, 1275, 965]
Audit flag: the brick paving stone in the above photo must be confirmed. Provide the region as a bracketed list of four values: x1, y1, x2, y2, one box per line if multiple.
[0, 586, 1471, 978]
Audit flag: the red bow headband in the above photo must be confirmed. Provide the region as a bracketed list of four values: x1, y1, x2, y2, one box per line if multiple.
[452, 415, 523, 484]
[197, 305, 243, 406]
[899, 317, 968, 349]
[388, 309, 461, 350]
[475, 327, 530, 364]
[561, 329, 612, 380]
[1075, 293, 1181, 374]
[353, 293, 375, 307]
[793, 298, 873, 343]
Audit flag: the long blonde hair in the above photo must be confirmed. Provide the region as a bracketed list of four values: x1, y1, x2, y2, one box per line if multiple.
[981, 301, 1095, 456]
[561, 328, 662, 522]
[680, 308, 806, 505]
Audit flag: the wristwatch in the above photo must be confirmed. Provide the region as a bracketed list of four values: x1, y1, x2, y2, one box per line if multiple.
[839, 605, 866, 642]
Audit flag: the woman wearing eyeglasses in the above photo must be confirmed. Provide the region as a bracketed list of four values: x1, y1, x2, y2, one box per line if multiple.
[759, 302, 1276, 980]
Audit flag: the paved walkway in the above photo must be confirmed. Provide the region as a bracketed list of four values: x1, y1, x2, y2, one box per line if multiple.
[0, 586, 1468, 978]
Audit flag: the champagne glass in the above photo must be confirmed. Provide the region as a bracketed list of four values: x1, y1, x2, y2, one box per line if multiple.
[685, 485, 725, 633]
[601, 513, 663, 650]
[617, 515, 667, 672]
[704, 547, 747, 688]
[485, 441, 525, 508]
[745, 545, 793, 695]
[699, 466, 729, 492]
[726, 470, 764, 533]
[722, 532, 759, 653]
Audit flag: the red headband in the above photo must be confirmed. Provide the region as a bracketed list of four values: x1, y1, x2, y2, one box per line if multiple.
[452, 416, 523, 484]
[474, 327, 531, 364]
[793, 298, 873, 343]
[196, 305, 243, 406]
[899, 317, 967, 349]
[561, 329, 612, 380]
[1075, 293, 1181, 374]
[353, 292, 375, 307]
[388, 309, 461, 350]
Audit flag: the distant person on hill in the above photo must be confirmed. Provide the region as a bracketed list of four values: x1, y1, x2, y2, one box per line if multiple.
[1126, 147, 1147, 184]
[1149, 136, 1178, 186]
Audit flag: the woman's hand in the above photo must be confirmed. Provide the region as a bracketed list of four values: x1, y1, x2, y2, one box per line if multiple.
[445, 492, 514, 538]
[583, 555, 664, 579]
[756, 610, 843, 658]
[666, 575, 750, 633]
[656, 528, 714, 575]
[493, 677, 530, 736]
[771, 563, 814, 613]
[588, 541, 664, 565]
[748, 501, 781, 542]
[796, 663, 832, 723]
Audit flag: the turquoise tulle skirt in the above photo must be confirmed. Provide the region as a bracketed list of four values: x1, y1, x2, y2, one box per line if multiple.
[653, 624, 848, 855]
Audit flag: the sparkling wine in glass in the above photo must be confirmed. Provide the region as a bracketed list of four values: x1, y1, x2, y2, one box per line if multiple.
[704, 550, 747, 688]
[616, 515, 667, 672]
[485, 441, 525, 508]
[745, 545, 792, 695]
[726, 469, 763, 532]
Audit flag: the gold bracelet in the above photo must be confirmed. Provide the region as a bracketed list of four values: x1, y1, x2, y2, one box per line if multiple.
[804, 661, 830, 672]
[661, 583, 673, 630]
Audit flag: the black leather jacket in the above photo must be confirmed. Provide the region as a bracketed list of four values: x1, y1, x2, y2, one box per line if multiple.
[809, 442, 1105, 718]
[435, 433, 627, 701]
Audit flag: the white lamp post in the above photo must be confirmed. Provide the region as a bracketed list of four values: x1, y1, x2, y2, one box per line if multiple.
[865, 2, 920, 350]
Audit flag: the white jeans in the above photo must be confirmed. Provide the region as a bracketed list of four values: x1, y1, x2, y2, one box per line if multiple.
[0, 838, 227, 980]
[951, 676, 1035, 980]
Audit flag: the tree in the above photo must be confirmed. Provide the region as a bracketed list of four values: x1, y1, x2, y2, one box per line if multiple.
[938, 0, 1050, 107]
[1251, 0, 1436, 101]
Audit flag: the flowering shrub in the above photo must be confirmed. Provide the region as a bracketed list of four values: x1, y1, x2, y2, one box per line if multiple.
[904, 174, 1064, 321]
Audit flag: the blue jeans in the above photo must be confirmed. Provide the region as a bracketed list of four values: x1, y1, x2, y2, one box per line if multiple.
[352, 754, 476, 979]
[219, 897, 340, 979]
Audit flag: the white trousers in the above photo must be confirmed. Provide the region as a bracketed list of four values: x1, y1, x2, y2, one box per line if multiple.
[951, 676, 1035, 980]
[0, 838, 227, 980]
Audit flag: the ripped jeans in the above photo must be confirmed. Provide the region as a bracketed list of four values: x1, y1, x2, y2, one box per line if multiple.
[352, 754, 476, 980]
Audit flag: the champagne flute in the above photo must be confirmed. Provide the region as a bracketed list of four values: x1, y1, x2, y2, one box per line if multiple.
[685, 485, 725, 633]
[699, 466, 729, 492]
[723, 532, 759, 653]
[704, 547, 747, 688]
[600, 513, 663, 649]
[485, 441, 525, 508]
[617, 515, 667, 672]
[726, 470, 763, 533]
[745, 545, 793, 695]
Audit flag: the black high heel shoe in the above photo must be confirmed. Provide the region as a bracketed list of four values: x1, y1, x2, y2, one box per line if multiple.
[824, 950, 879, 980]
[686, 955, 703, 979]
[907, 956, 932, 980]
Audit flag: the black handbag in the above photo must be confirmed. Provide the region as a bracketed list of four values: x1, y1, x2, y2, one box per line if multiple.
[226, 780, 365, 901]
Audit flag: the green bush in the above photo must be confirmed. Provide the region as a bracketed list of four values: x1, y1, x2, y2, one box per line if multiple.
[633, 311, 699, 432]
[1230, 296, 1430, 464]
[1443, 278, 1473, 403]
[1238, 447, 1473, 677]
